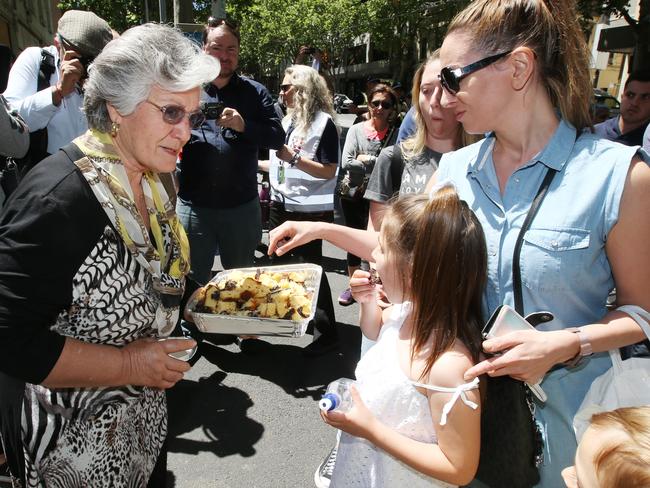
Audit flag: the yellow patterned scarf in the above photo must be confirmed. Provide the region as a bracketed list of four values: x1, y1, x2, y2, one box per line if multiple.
[74, 130, 189, 322]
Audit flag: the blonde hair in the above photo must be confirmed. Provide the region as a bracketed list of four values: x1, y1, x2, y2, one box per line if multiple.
[589, 407, 650, 488]
[284, 65, 336, 135]
[447, 0, 592, 131]
[401, 50, 473, 160]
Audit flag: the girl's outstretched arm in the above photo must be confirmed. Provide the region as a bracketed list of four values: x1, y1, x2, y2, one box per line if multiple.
[268, 221, 378, 260]
[323, 347, 481, 485]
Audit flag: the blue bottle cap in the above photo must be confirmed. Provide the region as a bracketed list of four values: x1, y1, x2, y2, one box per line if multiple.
[318, 393, 339, 412]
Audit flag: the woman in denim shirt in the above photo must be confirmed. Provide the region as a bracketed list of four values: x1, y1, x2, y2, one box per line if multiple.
[267, 2, 649, 485]
[431, 1, 650, 486]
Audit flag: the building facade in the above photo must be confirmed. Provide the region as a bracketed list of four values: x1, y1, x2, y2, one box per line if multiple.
[0, 0, 58, 56]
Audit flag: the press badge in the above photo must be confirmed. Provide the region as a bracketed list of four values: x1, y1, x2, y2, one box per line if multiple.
[277, 163, 285, 185]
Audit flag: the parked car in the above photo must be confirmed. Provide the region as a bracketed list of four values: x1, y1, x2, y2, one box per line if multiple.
[592, 88, 620, 124]
[333, 93, 354, 114]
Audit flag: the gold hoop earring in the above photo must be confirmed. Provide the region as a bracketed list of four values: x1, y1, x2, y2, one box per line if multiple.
[110, 122, 120, 137]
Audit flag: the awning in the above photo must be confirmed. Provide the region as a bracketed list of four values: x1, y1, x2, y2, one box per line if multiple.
[598, 25, 635, 54]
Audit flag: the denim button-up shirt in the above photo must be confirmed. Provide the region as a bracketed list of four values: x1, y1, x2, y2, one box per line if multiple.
[439, 120, 649, 487]
[438, 119, 647, 331]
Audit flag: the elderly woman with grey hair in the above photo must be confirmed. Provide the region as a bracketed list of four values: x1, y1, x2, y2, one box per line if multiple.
[0, 23, 219, 487]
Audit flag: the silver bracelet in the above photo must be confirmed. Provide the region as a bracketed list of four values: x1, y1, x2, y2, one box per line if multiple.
[288, 150, 300, 167]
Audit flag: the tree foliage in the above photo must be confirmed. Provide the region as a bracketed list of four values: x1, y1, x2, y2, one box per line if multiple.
[577, 0, 649, 72]
[364, 0, 470, 85]
[228, 0, 371, 87]
[57, 0, 648, 82]
[57, 0, 150, 32]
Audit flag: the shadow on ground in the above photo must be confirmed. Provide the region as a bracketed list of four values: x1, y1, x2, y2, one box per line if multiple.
[166, 371, 264, 459]
[165, 322, 359, 471]
[199, 322, 360, 401]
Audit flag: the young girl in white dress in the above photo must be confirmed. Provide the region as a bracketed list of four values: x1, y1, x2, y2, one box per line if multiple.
[321, 184, 487, 487]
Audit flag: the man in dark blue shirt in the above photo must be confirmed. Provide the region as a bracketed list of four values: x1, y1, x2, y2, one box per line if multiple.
[594, 71, 650, 147]
[176, 19, 284, 281]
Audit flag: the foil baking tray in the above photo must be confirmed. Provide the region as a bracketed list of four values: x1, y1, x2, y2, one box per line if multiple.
[189, 263, 322, 338]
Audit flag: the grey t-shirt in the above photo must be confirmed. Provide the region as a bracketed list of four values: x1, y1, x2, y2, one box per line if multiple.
[364, 145, 441, 202]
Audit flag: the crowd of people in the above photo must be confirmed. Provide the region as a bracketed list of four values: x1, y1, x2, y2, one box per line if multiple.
[0, 0, 649, 487]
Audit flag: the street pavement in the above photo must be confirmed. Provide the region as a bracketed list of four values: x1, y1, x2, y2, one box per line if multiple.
[166, 239, 363, 488]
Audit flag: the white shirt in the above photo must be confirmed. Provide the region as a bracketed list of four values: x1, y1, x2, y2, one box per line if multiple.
[643, 124, 650, 153]
[4, 45, 87, 155]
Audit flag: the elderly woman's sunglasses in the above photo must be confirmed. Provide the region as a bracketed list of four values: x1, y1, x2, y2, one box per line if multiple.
[146, 100, 205, 129]
[439, 50, 512, 95]
[370, 100, 393, 109]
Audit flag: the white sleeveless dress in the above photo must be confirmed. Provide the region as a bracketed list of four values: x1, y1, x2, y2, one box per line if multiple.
[329, 302, 479, 488]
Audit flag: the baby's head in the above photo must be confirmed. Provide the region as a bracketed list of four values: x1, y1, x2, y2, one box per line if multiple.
[562, 406, 650, 488]
[376, 184, 487, 368]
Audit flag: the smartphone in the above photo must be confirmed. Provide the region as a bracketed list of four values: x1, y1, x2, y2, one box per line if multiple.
[483, 305, 536, 339]
[482, 305, 547, 402]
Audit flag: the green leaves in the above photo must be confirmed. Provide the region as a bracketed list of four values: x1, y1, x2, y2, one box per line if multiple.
[232, 0, 370, 82]
[57, 0, 146, 32]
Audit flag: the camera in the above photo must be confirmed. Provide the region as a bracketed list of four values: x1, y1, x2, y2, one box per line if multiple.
[78, 56, 93, 78]
[200, 101, 225, 120]
[305, 47, 317, 55]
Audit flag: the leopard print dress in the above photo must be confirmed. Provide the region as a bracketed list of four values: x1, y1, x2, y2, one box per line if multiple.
[21, 225, 171, 487]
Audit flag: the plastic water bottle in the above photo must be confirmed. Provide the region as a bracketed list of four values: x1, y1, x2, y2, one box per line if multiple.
[319, 378, 356, 413]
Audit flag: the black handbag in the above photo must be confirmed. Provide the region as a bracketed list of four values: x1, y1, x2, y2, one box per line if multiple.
[338, 164, 369, 200]
[474, 168, 557, 488]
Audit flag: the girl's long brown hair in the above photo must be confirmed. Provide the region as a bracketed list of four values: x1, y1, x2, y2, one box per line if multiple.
[447, 0, 593, 131]
[382, 188, 487, 379]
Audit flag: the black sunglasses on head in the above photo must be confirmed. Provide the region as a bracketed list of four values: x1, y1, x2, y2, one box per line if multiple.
[370, 100, 393, 110]
[207, 17, 238, 29]
[439, 50, 512, 95]
[145, 100, 206, 129]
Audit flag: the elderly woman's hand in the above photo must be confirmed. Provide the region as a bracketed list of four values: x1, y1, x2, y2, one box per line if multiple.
[463, 329, 579, 383]
[217, 107, 245, 132]
[122, 338, 195, 389]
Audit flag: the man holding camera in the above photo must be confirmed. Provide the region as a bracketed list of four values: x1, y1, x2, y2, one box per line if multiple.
[176, 18, 284, 279]
[4, 10, 112, 166]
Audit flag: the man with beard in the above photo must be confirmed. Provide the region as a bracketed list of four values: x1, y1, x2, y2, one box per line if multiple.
[176, 18, 284, 281]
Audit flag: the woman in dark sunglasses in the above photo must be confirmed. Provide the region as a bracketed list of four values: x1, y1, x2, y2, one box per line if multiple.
[0, 24, 219, 487]
[429, 1, 650, 486]
[258, 64, 340, 355]
[337, 83, 398, 306]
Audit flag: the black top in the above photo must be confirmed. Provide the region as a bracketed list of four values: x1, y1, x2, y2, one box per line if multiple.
[0, 145, 108, 383]
[285, 117, 339, 165]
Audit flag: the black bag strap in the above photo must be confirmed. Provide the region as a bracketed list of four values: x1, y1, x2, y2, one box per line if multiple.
[512, 167, 557, 315]
[37, 49, 55, 91]
[389, 143, 404, 196]
[380, 125, 396, 152]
